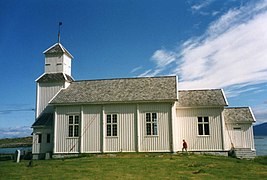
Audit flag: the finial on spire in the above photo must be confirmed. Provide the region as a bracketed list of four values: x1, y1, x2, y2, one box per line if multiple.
[58, 22, 63, 43]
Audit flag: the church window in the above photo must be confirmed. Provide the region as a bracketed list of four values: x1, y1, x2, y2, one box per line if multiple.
[106, 114, 117, 137]
[146, 113, 158, 136]
[68, 115, 80, 137]
[198, 117, 210, 135]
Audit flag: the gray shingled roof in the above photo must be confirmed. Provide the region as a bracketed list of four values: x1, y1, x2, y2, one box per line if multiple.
[51, 76, 177, 104]
[32, 113, 53, 127]
[36, 73, 74, 83]
[223, 107, 256, 123]
[43, 43, 73, 59]
[177, 89, 228, 107]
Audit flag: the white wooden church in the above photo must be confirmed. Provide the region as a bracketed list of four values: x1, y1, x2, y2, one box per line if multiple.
[32, 41, 256, 159]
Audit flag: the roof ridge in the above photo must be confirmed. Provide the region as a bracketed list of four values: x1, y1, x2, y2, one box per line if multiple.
[178, 89, 222, 91]
[225, 107, 250, 109]
[72, 75, 177, 83]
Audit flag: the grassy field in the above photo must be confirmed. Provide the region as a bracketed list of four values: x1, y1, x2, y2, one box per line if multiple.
[0, 153, 267, 179]
[0, 136, 32, 148]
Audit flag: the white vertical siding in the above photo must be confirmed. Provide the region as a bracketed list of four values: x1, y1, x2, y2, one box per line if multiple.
[136, 104, 140, 152]
[32, 129, 40, 154]
[32, 128, 53, 154]
[139, 103, 171, 152]
[176, 108, 224, 151]
[225, 123, 255, 150]
[104, 104, 136, 152]
[63, 54, 72, 76]
[37, 82, 64, 117]
[82, 105, 102, 153]
[54, 106, 80, 153]
[45, 56, 61, 73]
[53, 103, 173, 154]
[171, 102, 178, 151]
[45, 55, 71, 76]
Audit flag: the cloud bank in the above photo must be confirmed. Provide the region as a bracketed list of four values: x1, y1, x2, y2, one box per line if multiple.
[141, 0, 267, 95]
[0, 126, 32, 139]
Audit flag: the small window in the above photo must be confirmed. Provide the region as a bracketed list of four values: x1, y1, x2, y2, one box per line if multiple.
[106, 114, 118, 137]
[146, 113, 158, 135]
[38, 134, 42, 143]
[56, 63, 62, 65]
[233, 127, 241, 130]
[45, 64, 50, 66]
[47, 134, 51, 143]
[69, 115, 80, 137]
[198, 117, 210, 135]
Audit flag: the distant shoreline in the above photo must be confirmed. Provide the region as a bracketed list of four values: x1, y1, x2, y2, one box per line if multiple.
[254, 136, 265, 139]
[0, 136, 32, 148]
[0, 143, 32, 148]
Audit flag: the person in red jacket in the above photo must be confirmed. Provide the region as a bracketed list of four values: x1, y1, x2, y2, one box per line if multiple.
[182, 139, 187, 152]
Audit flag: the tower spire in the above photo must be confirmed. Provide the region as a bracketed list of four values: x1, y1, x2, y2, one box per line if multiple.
[58, 22, 63, 43]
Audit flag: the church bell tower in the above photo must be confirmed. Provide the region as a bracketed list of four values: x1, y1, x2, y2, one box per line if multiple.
[32, 23, 74, 159]
[43, 43, 73, 76]
[35, 42, 74, 118]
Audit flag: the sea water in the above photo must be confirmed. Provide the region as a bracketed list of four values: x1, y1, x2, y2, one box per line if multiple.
[0, 147, 32, 154]
[254, 136, 267, 156]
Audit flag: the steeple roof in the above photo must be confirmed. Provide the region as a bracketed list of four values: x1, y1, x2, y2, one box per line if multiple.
[43, 43, 74, 59]
[36, 73, 74, 83]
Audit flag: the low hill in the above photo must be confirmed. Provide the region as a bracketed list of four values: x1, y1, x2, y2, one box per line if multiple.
[254, 122, 267, 136]
[0, 136, 32, 148]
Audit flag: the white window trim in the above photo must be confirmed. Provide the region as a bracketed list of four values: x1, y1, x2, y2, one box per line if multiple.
[197, 116, 210, 136]
[145, 112, 158, 136]
[68, 114, 80, 137]
[106, 114, 118, 137]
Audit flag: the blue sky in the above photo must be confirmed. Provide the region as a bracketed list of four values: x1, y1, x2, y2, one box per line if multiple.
[0, 0, 267, 138]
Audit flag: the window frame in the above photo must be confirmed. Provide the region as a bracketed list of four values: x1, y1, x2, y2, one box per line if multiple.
[145, 112, 158, 136]
[68, 114, 80, 138]
[197, 117, 210, 136]
[106, 114, 118, 137]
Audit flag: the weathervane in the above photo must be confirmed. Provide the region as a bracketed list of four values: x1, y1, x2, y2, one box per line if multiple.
[58, 22, 63, 43]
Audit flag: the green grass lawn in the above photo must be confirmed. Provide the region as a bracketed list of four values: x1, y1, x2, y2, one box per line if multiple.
[1, 153, 267, 179]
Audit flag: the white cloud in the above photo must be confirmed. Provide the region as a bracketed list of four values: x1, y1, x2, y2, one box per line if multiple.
[141, 0, 267, 97]
[138, 69, 153, 77]
[207, 9, 240, 36]
[191, 0, 213, 11]
[0, 126, 32, 139]
[138, 49, 177, 77]
[138, 68, 163, 77]
[151, 49, 177, 68]
[131, 66, 143, 73]
[212, 11, 220, 16]
[177, 7, 267, 91]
